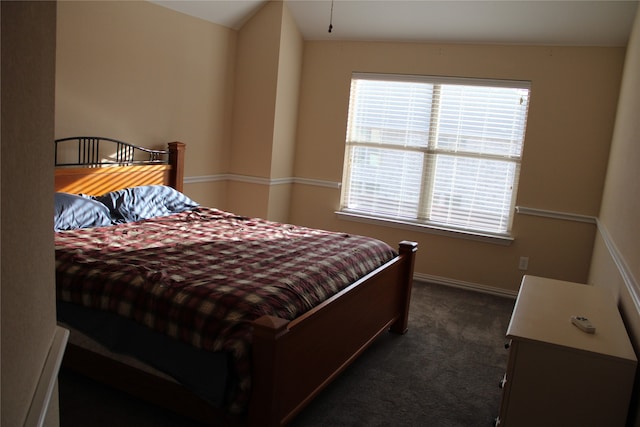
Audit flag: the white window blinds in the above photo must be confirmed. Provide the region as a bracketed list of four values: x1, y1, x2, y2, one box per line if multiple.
[340, 73, 531, 235]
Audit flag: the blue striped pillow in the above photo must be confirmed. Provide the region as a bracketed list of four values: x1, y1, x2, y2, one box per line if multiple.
[95, 185, 199, 223]
[55, 193, 113, 231]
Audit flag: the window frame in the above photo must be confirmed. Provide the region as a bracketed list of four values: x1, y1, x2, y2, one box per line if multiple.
[338, 73, 531, 243]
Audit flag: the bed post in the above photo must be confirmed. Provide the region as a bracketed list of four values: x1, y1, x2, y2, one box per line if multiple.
[248, 240, 418, 427]
[248, 315, 290, 427]
[390, 240, 418, 335]
[167, 141, 185, 192]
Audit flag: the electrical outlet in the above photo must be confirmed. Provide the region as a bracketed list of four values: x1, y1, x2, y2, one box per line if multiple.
[519, 256, 529, 271]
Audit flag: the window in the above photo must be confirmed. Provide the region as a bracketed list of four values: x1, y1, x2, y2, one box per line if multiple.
[340, 73, 530, 237]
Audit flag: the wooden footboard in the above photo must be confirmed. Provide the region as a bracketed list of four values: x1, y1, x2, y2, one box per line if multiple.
[249, 241, 418, 427]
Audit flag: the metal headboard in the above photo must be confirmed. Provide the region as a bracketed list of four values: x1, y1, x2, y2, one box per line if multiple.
[55, 136, 169, 167]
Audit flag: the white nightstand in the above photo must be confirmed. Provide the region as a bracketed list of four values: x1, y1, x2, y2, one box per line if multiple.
[496, 275, 637, 427]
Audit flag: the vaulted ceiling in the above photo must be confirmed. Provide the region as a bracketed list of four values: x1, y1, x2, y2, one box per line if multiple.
[150, 0, 638, 46]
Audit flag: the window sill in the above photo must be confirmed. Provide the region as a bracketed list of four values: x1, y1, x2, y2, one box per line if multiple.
[335, 211, 514, 246]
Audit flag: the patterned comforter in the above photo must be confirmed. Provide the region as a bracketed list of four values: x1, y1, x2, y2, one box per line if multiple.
[55, 207, 397, 413]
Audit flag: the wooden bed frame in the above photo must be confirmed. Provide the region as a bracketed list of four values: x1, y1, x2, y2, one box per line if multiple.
[55, 137, 418, 427]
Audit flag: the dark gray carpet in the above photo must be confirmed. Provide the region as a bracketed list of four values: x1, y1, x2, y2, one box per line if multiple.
[290, 282, 514, 427]
[58, 282, 515, 426]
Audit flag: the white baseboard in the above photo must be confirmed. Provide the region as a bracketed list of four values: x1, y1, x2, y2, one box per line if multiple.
[414, 273, 518, 299]
[24, 326, 69, 427]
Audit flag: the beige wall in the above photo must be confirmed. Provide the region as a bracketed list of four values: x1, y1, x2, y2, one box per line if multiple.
[229, 1, 282, 181]
[55, 0, 236, 208]
[227, 0, 303, 221]
[1, 2, 59, 425]
[54, 1, 629, 292]
[271, 3, 302, 180]
[291, 41, 624, 292]
[589, 6, 640, 426]
[266, 3, 303, 222]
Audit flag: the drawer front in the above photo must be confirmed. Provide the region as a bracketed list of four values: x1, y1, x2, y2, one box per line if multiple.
[499, 340, 634, 426]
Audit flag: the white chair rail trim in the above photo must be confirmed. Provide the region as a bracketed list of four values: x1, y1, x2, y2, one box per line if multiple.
[184, 174, 340, 189]
[184, 178, 636, 309]
[597, 219, 640, 312]
[515, 206, 597, 224]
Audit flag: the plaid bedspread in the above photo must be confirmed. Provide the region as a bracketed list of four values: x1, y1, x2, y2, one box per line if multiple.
[55, 207, 396, 413]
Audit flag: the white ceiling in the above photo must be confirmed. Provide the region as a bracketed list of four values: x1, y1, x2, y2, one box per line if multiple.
[151, 0, 638, 46]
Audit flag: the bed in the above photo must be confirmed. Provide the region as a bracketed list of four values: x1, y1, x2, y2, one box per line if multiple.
[54, 136, 418, 426]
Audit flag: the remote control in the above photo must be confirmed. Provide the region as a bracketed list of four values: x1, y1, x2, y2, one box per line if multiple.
[571, 316, 596, 334]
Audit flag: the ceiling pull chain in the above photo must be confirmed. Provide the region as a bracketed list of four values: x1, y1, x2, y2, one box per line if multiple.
[328, 0, 334, 33]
